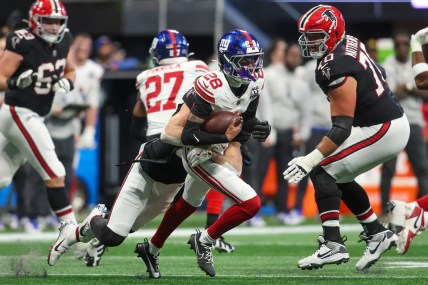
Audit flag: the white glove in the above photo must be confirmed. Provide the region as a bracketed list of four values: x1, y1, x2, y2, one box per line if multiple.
[77, 126, 96, 149]
[7, 69, 34, 89]
[53, 78, 74, 95]
[283, 149, 324, 184]
[211, 143, 228, 153]
[187, 147, 212, 167]
[411, 27, 428, 52]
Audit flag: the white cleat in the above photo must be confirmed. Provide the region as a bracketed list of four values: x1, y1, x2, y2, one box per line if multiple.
[356, 229, 397, 271]
[386, 200, 407, 234]
[47, 220, 77, 266]
[397, 203, 425, 254]
[298, 236, 349, 270]
[78, 204, 107, 243]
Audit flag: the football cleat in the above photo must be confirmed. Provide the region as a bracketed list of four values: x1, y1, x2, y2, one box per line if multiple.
[187, 230, 215, 277]
[298, 236, 349, 270]
[83, 238, 106, 267]
[214, 236, 235, 253]
[397, 203, 425, 254]
[356, 229, 397, 271]
[78, 204, 107, 243]
[135, 239, 160, 278]
[386, 200, 407, 234]
[47, 220, 77, 266]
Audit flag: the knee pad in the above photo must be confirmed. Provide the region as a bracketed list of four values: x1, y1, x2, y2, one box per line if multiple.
[310, 166, 340, 202]
[90, 216, 126, 247]
[0, 178, 12, 189]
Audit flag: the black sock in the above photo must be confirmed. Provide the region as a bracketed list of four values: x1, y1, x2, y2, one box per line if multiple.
[206, 213, 219, 228]
[46, 186, 71, 212]
[323, 226, 343, 244]
[362, 221, 386, 236]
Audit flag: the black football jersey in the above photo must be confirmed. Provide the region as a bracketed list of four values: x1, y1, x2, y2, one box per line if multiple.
[315, 35, 403, 127]
[5, 28, 72, 116]
[140, 138, 187, 184]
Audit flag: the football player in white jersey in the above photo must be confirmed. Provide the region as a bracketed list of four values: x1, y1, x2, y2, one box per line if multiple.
[47, 29, 210, 267]
[141, 29, 271, 277]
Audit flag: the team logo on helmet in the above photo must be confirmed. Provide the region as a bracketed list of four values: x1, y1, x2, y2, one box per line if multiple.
[322, 10, 337, 29]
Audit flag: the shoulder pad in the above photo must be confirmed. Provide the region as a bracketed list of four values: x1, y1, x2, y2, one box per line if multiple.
[193, 72, 217, 104]
[6, 29, 36, 55]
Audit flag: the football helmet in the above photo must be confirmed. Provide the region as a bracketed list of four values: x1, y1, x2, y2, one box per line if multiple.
[217, 29, 263, 84]
[297, 5, 345, 59]
[149, 29, 189, 65]
[29, 0, 68, 44]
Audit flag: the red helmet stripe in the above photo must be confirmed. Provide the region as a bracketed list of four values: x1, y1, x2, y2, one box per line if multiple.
[239, 30, 254, 47]
[299, 5, 325, 30]
[167, 29, 178, 57]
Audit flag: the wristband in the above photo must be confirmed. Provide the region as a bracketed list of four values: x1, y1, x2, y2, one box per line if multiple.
[412, 63, 428, 78]
[306, 148, 325, 168]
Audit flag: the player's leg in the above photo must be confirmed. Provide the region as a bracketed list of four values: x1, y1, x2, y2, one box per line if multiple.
[205, 189, 235, 253]
[0, 112, 26, 188]
[183, 145, 260, 277]
[5, 106, 76, 223]
[322, 116, 409, 271]
[297, 166, 349, 270]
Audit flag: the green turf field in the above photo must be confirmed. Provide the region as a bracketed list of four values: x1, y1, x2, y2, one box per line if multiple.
[0, 213, 427, 285]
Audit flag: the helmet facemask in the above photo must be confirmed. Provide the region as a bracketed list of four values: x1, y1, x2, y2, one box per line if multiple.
[298, 30, 329, 59]
[222, 52, 263, 85]
[33, 15, 67, 44]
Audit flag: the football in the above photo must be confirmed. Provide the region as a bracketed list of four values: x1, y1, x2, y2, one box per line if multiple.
[202, 111, 242, 134]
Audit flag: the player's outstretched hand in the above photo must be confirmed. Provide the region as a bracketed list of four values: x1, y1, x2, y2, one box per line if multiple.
[7, 69, 34, 90]
[283, 149, 324, 183]
[415, 27, 428, 45]
[225, 117, 243, 141]
[53, 78, 74, 95]
[187, 147, 213, 167]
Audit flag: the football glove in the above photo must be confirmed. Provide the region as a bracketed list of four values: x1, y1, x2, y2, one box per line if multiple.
[7, 69, 34, 90]
[187, 147, 212, 167]
[283, 149, 324, 184]
[53, 78, 74, 95]
[252, 120, 271, 142]
[411, 27, 428, 52]
[211, 143, 228, 153]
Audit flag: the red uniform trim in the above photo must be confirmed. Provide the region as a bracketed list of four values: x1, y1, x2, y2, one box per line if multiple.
[320, 211, 340, 221]
[320, 121, 391, 166]
[357, 208, 374, 221]
[194, 80, 215, 103]
[10, 106, 57, 179]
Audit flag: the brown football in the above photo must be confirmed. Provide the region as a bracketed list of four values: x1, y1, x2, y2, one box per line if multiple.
[202, 111, 242, 134]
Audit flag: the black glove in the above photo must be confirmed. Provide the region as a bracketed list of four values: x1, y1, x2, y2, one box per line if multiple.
[252, 121, 271, 142]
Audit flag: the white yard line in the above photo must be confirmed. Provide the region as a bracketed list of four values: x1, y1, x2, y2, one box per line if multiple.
[0, 224, 362, 242]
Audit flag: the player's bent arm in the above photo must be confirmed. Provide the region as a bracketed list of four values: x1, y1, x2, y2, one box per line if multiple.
[211, 141, 243, 174]
[161, 103, 190, 146]
[316, 76, 357, 157]
[0, 50, 23, 91]
[412, 51, 428, 90]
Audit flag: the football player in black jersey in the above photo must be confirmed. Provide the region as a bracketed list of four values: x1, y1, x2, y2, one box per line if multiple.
[284, 5, 410, 271]
[0, 0, 76, 265]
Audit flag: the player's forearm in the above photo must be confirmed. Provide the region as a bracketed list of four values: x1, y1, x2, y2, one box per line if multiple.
[211, 141, 242, 174]
[316, 136, 339, 157]
[161, 124, 184, 146]
[85, 107, 98, 127]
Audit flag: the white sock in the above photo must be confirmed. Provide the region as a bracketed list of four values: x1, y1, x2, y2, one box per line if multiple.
[149, 241, 160, 255]
[199, 230, 216, 244]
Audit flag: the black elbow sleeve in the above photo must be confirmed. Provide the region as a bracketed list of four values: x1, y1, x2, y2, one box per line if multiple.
[181, 120, 229, 146]
[130, 115, 147, 142]
[326, 116, 353, 146]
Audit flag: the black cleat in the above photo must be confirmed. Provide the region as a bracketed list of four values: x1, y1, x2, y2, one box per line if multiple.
[187, 230, 215, 277]
[135, 239, 160, 278]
